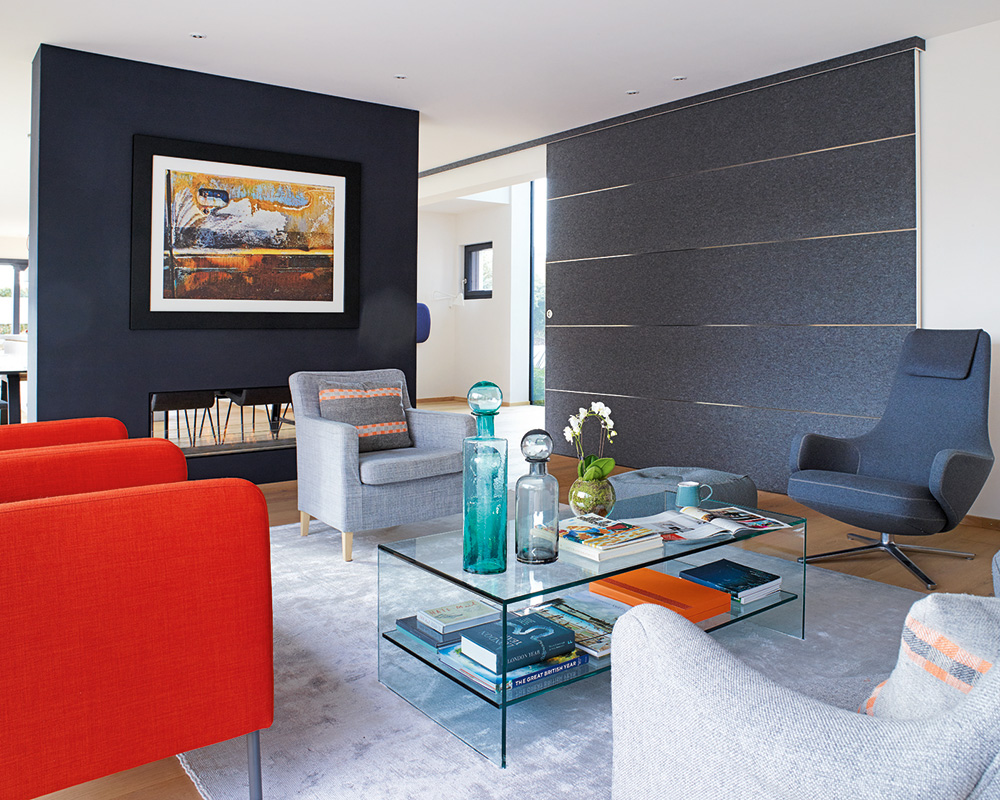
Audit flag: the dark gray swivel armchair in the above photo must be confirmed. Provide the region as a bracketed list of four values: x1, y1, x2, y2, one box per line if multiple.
[788, 329, 993, 590]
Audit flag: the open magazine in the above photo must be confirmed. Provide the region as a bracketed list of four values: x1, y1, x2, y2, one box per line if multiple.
[618, 506, 790, 542]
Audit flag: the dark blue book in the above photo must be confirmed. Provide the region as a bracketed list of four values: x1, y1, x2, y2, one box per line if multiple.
[679, 559, 781, 601]
[395, 616, 480, 648]
[460, 613, 575, 672]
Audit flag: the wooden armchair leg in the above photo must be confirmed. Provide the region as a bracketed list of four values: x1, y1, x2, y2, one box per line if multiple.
[300, 511, 310, 537]
[342, 531, 353, 562]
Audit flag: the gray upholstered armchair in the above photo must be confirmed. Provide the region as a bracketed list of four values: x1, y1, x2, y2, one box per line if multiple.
[611, 601, 1000, 800]
[787, 329, 993, 589]
[289, 369, 474, 561]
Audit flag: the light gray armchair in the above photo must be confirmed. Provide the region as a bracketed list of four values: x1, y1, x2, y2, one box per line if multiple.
[611, 602, 1000, 799]
[289, 369, 474, 561]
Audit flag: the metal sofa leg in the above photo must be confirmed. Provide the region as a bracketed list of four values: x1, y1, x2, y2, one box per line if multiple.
[247, 730, 262, 800]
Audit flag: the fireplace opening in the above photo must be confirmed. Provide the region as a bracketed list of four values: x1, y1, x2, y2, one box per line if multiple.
[149, 386, 294, 456]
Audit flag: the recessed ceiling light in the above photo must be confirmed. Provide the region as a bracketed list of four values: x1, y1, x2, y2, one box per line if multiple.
[625, 89, 640, 95]
[672, 76, 687, 81]
[393, 74, 407, 80]
[190, 33, 207, 39]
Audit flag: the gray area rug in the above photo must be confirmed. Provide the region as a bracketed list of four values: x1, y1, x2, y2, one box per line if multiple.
[181, 516, 923, 800]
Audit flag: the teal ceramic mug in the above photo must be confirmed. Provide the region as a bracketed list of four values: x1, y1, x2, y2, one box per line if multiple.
[675, 480, 713, 509]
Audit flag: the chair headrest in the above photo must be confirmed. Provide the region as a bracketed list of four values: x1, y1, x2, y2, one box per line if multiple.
[902, 329, 982, 380]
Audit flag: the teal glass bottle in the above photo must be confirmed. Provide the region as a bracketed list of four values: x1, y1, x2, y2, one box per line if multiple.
[462, 381, 508, 574]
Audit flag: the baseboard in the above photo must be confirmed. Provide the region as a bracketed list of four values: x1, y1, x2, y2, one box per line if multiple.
[416, 397, 536, 407]
[415, 396, 464, 404]
[963, 514, 1000, 531]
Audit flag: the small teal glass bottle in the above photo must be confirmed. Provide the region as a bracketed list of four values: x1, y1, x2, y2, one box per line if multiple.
[463, 381, 508, 574]
[515, 429, 560, 564]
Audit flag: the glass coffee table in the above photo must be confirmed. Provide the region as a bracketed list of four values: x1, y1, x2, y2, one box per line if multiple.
[377, 492, 806, 766]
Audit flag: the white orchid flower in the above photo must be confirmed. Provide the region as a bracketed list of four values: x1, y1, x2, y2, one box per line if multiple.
[605, 419, 615, 429]
[563, 427, 573, 442]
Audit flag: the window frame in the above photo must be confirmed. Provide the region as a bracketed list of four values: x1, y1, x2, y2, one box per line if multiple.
[0, 258, 28, 335]
[463, 241, 494, 300]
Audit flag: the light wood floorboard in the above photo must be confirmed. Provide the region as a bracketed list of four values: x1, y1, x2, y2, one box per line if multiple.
[40, 400, 996, 799]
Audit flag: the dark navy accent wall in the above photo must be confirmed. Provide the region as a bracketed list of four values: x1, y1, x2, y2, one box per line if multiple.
[29, 45, 419, 483]
[545, 42, 922, 492]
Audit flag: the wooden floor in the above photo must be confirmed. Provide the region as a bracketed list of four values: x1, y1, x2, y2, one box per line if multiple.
[39, 400, 998, 800]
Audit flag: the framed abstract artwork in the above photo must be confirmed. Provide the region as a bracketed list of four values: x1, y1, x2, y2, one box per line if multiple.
[130, 135, 361, 329]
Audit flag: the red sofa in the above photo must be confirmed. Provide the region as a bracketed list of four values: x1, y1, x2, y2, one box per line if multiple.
[0, 478, 274, 800]
[0, 416, 128, 451]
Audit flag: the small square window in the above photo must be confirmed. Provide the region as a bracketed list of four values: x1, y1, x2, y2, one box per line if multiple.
[464, 242, 493, 299]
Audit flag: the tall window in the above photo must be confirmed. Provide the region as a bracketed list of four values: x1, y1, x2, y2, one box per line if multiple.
[463, 242, 493, 299]
[0, 260, 28, 335]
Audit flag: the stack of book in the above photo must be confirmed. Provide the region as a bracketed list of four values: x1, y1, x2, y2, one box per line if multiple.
[679, 558, 782, 604]
[437, 613, 588, 692]
[558, 513, 662, 561]
[395, 598, 500, 650]
[590, 568, 731, 623]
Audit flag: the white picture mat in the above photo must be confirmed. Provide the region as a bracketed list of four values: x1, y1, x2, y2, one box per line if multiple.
[149, 154, 346, 314]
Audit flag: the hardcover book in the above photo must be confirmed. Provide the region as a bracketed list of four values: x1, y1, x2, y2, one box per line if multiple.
[395, 616, 470, 648]
[460, 612, 575, 672]
[438, 644, 589, 692]
[558, 514, 662, 561]
[590, 568, 731, 623]
[415, 599, 500, 634]
[678, 559, 782, 602]
[560, 514, 660, 548]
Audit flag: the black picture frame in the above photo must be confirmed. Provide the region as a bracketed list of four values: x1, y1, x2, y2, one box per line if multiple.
[130, 134, 361, 330]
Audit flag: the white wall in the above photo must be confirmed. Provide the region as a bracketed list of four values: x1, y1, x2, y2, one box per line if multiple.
[921, 19, 1000, 518]
[0, 235, 27, 259]
[415, 210, 459, 399]
[416, 176, 537, 405]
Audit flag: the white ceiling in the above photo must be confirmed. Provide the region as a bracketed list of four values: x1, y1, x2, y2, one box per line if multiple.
[2, 0, 1000, 239]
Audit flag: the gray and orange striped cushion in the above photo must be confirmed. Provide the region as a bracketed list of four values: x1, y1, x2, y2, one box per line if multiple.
[860, 593, 998, 720]
[318, 381, 412, 452]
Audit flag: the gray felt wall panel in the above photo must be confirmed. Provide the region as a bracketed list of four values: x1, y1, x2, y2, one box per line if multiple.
[545, 326, 908, 418]
[548, 51, 916, 199]
[544, 42, 919, 494]
[545, 390, 879, 493]
[547, 136, 915, 262]
[546, 231, 916, 326]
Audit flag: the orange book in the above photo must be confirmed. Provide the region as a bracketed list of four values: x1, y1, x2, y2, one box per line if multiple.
[590, 568, 731, 623]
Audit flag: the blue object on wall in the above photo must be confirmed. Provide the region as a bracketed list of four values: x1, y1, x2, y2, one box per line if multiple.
[416, 303, 431, 343]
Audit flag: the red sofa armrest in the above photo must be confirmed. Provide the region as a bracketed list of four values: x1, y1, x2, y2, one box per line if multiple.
[0, 438, 188, 503]
[0, 417, 128, 452]
[0, 479, 274, 799]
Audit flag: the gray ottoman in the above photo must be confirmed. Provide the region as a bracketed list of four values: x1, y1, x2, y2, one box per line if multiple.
[609, 466, 758, 517]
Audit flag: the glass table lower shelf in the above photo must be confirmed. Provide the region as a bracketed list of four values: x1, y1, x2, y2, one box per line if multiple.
[377, 493, 806, 767]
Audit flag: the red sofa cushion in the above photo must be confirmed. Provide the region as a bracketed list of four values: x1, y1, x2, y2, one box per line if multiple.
[0, 438, 188, 503]
[0, 417, 128, 452]
[0, 478, 274, 799]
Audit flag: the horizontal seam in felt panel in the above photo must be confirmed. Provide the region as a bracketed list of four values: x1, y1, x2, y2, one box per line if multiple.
[546, 323, 915, 328]
[547, 228, 918, 264]
[548, 134, 916, 201]
[544, 388, 881, 419]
